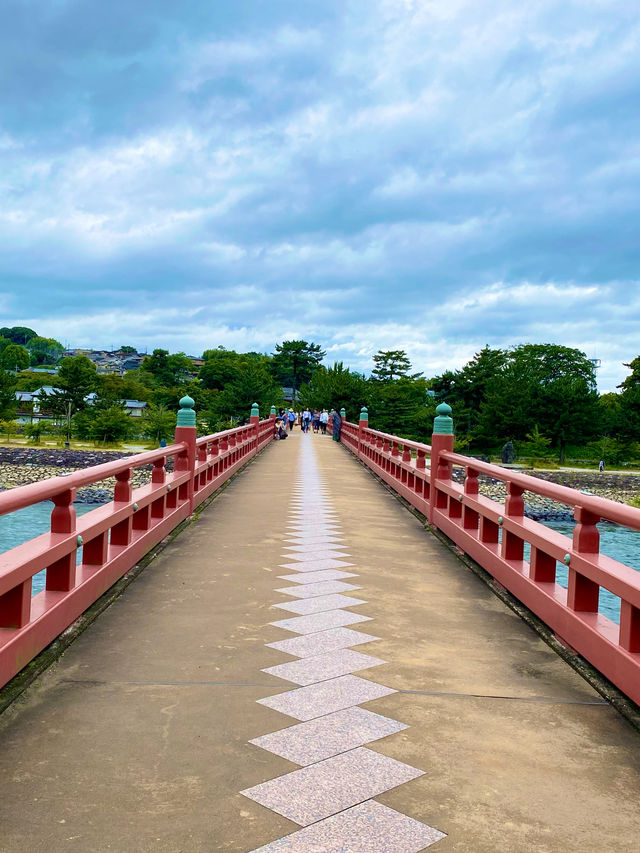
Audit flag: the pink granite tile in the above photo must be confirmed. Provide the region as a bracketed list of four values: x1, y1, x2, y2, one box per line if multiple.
[257, 675, 394, 721]
[276, 581, 361, 598]
[241, 747, 422, 825]
[278, 570, 357, 584]
[270, 610, 371, 635]
[266, 627, 379, 658]
[272, 594, 367, 615]
[249, 706, 407, 765]
[248, 801, 446, 851]
[261, 648, 385, 686]
[280, 559, 354, 572]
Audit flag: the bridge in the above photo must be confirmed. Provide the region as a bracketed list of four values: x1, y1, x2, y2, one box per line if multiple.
[1, 399, 639, 851]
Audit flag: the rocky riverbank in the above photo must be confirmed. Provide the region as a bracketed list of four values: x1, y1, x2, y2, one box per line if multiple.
[0, 446, 155, 503]
[475, 469, 640, 522]
[1, 447, 639, 512]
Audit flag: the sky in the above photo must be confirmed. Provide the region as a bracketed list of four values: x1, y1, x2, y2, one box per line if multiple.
[1, 0, 639, 392]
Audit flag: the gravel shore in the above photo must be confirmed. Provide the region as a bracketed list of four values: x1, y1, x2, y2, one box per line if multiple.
[0, 446, 155, 503]
[1, 447, 639, 513]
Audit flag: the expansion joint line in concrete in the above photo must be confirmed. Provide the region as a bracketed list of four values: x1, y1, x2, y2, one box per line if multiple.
[240, 435, 447, 852]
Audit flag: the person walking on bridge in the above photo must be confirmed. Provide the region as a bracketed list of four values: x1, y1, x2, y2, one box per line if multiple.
[331, 407, 342, 442]
[319, 409, 329, 434]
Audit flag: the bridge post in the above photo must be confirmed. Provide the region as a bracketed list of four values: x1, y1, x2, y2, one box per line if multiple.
[269, 405, 277, 420]
[250, 403, 260, 450]
[340, 407, 346, 421]
[358, 406, 368, 457]
[429, 402, 454, 524]
[174, 395, 197, 514]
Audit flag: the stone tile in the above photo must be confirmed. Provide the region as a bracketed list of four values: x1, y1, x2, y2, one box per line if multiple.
[279, 558, 355, 572]
[257, 675, 394, 721]
[249, 706, 407, 765]
[270, 610, 371, 635]
[241, 747, 422, 825]
[278, 569, 357, 584]
[276, 581, 361, 598]
[285, 527, 342, 537]
[281, 550, 351, 561]
[273, 594, 367, 615]
[266, 626, 379, 657]
[248, 801, 446, 852]
[283, 537, 343, 547]
[261, 648, 385, 686]
[282, 544, 349, 553]
[289, 511, 338, 517]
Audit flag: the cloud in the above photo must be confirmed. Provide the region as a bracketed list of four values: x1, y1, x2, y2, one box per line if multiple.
[0, 0, 638, 394]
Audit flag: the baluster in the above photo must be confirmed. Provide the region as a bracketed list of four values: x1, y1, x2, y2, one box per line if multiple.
[111, 469, 133, 546]
[567, 507, 600, 612]
[152, 456, 166, 485]
[502, 483, 525, 562]
[47, 488, 77, 591]
[619, 601, 640, 652]
[463, 467, 479, 530]
[0, 578, 32, 628]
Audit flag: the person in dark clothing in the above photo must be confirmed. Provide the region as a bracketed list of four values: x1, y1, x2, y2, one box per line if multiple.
[331, 408, 342, 442]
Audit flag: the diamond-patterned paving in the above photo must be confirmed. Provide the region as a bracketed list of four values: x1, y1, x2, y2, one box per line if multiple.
[245, 433, 445, 851]
[261, 648, 386, 685]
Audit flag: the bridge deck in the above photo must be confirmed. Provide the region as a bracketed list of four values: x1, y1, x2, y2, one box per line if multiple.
[0, 434, 639, 852]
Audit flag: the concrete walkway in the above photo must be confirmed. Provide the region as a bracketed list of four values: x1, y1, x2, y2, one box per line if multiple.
[0, 433, 639, 852]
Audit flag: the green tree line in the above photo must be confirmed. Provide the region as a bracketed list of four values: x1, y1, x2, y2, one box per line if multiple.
[0, 331, 638, 464]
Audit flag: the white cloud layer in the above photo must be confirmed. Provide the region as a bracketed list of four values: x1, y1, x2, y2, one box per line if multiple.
[1, 0, 639, 393]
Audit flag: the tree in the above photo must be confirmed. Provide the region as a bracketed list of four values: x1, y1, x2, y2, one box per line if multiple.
[48, 356, 98, 434]
[0, 326, 37, 345]
[119, 345, 137, 354]
[475, 344, 599, 455]
[209, 360, 281, 423]
[617, 357, 640, 442]
[431, 347, 507, 437]
[74, 404, 133, 444]
[369, 377, 435, 440]
[371, 350, 422, 382]
[140, 349, 192, 387]
[199, 348, 243, 390]
[27, 336, 64, 366]
[0, 343, 30, 371]
[271, 340, 325, 402]
[141, 404, 176, 442]
[0, 369, 17, 418]
[298, 362, 369, 417]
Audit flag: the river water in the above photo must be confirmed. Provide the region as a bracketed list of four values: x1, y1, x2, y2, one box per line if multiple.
[0, 502, 638, 623]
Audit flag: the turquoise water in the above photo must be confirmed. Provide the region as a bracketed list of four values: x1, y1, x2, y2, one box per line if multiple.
[0, 504, 638, 622]
[0, 501, 105, 595]
[535, 518, 640, 624]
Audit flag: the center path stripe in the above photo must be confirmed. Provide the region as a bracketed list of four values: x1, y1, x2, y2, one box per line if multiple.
[241, 434, 446, 851]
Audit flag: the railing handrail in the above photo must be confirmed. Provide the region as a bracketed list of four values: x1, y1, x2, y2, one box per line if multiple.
[0, 443, 185, 517]
[342, 408, 640, 707]
[345, 421, 432, 453]
[442, 450, 640, 531]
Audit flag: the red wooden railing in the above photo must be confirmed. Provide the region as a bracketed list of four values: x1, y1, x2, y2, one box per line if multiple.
[342, 406, 640, 706]
[0, 400, 275, 689]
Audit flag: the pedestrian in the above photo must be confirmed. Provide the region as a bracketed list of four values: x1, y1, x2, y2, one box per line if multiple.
[312, 410, 320, 433]
[331, 407, 342, 442]
[302, 407, 311, 433]
[599, 459, 604, 472]
[319, 409, 329, 434]
[287, 408, 295, 431]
